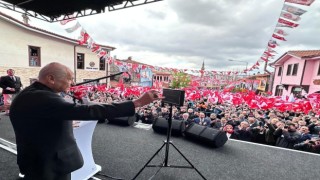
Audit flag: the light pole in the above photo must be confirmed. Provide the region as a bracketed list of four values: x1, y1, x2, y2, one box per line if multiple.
[228, 59, 248, 70]
[228, 59, 248, 76]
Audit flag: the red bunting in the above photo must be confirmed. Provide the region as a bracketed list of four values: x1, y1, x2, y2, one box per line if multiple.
[60, 16, 75, 25]
[132, 64, 139, 71]
[278, 18, 299, 27]
[285, 0, 315, 6]
[261, 57, 269, 62]
[91, 43, 100, 52]
[78, 31, 90, 45]
[268, 40, 278, 48]
[272, 34, 287, 41]
[115, 61, 122, 66]
[97, 50, 107, 58]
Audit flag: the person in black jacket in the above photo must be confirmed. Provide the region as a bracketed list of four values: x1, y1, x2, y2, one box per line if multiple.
[274, 122, 301, 149]
[10, 62, 161, 180]
[140, 109, 154, 124]
[233, 121, 252, 141]
[0, 69, 23, 114]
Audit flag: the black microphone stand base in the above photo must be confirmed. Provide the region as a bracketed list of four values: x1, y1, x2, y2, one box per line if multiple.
[132, 140, 207, 180]
[132, 104, 206, 180]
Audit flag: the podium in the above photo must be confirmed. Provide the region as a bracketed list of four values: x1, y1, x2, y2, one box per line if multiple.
[71, 121, 101, 180]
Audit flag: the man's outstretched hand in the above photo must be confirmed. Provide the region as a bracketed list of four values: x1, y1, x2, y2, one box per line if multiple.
[133, 90, 164, 108]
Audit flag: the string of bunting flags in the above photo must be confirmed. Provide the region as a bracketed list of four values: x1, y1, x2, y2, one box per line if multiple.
[60, 16, 109, 60]
[59, 0, 315, 79]
[244, 0, 315, 74]
[59, 16, 238, 77]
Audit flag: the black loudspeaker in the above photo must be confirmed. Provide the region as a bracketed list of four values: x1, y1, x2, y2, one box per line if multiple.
[162, 89, 185, 106]
[152, 117, 185, 136]
[185, 123, 228, 148]
[108, 115, 135, 126]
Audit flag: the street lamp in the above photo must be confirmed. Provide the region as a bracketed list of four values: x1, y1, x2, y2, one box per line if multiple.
[228, 59, 248, 71]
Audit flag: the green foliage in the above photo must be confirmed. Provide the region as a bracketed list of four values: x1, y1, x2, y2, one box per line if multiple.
[170, 72, 191, 89]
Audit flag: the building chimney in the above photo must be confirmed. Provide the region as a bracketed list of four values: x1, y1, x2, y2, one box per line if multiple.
[22, 14, 29, 25]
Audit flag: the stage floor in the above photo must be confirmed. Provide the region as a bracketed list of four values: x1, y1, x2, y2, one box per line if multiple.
[1, 114, 320, 180]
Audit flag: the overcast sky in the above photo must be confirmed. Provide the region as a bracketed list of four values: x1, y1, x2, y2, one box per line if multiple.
[1, 0, 320, 73]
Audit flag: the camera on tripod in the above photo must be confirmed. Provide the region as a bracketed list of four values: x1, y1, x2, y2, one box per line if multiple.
[162, 88, 185, 106]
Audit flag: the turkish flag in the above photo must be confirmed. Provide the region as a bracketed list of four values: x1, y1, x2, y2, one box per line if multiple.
[278, 18, 299, 27]
[272, 34, 287, 41]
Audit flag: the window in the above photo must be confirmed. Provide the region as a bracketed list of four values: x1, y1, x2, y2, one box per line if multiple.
[286, 64, 292, 76]
[292, 63, 299, 76]
[99, 57, 106, 71]
[77, 53, 85, 69]
[317, 63, 320, 75]
[29, 46, 41, 67]
[275, 86, 283, 96]
[277, 67, 282, 76]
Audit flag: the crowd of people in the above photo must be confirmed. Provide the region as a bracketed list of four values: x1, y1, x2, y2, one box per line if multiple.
[1, 67, 320, 156]
[77, 87, 320, 154]
[0, 66, 319, 180]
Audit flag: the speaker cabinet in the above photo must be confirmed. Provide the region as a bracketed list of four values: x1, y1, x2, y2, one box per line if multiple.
[108, 115, 135, 126]
[185, 123, 228, 148]
[152, 117, 185, 136]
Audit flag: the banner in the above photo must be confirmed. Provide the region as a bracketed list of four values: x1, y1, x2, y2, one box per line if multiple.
[257, 79, 267, 91]
[282, 4, 307, 15]
[140, 68, 153, 87]
[280, 11, 301, 21]
[284, 0, 315, 6]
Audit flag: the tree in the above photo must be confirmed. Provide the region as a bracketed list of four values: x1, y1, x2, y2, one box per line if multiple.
[170, 72, 191, 89]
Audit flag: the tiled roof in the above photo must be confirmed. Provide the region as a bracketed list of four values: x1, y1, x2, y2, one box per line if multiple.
[288, 50, 320, 58]
[153, 71, 171, 75]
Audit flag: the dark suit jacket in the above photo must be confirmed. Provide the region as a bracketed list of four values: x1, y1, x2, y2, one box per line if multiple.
[193, 117, 211, 127]
[0, 75, 22, 94]
[10, 82, 135, 178]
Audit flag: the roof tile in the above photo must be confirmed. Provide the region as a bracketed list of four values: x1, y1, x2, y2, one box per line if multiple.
[288, 50, 320, 58]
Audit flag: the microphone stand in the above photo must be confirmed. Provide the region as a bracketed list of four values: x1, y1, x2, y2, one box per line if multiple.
[74, 72, 123, 86]
[68, 72, 124, 104]
[132, 103, 207, 180]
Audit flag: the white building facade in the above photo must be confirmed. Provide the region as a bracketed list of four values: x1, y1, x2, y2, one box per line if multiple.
[0, 12, 115, 87]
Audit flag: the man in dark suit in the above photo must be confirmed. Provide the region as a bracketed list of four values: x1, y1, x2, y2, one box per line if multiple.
[193, 112, 211, 127]
[0, 69, 22, 114]
[10, 62, 161, 180]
